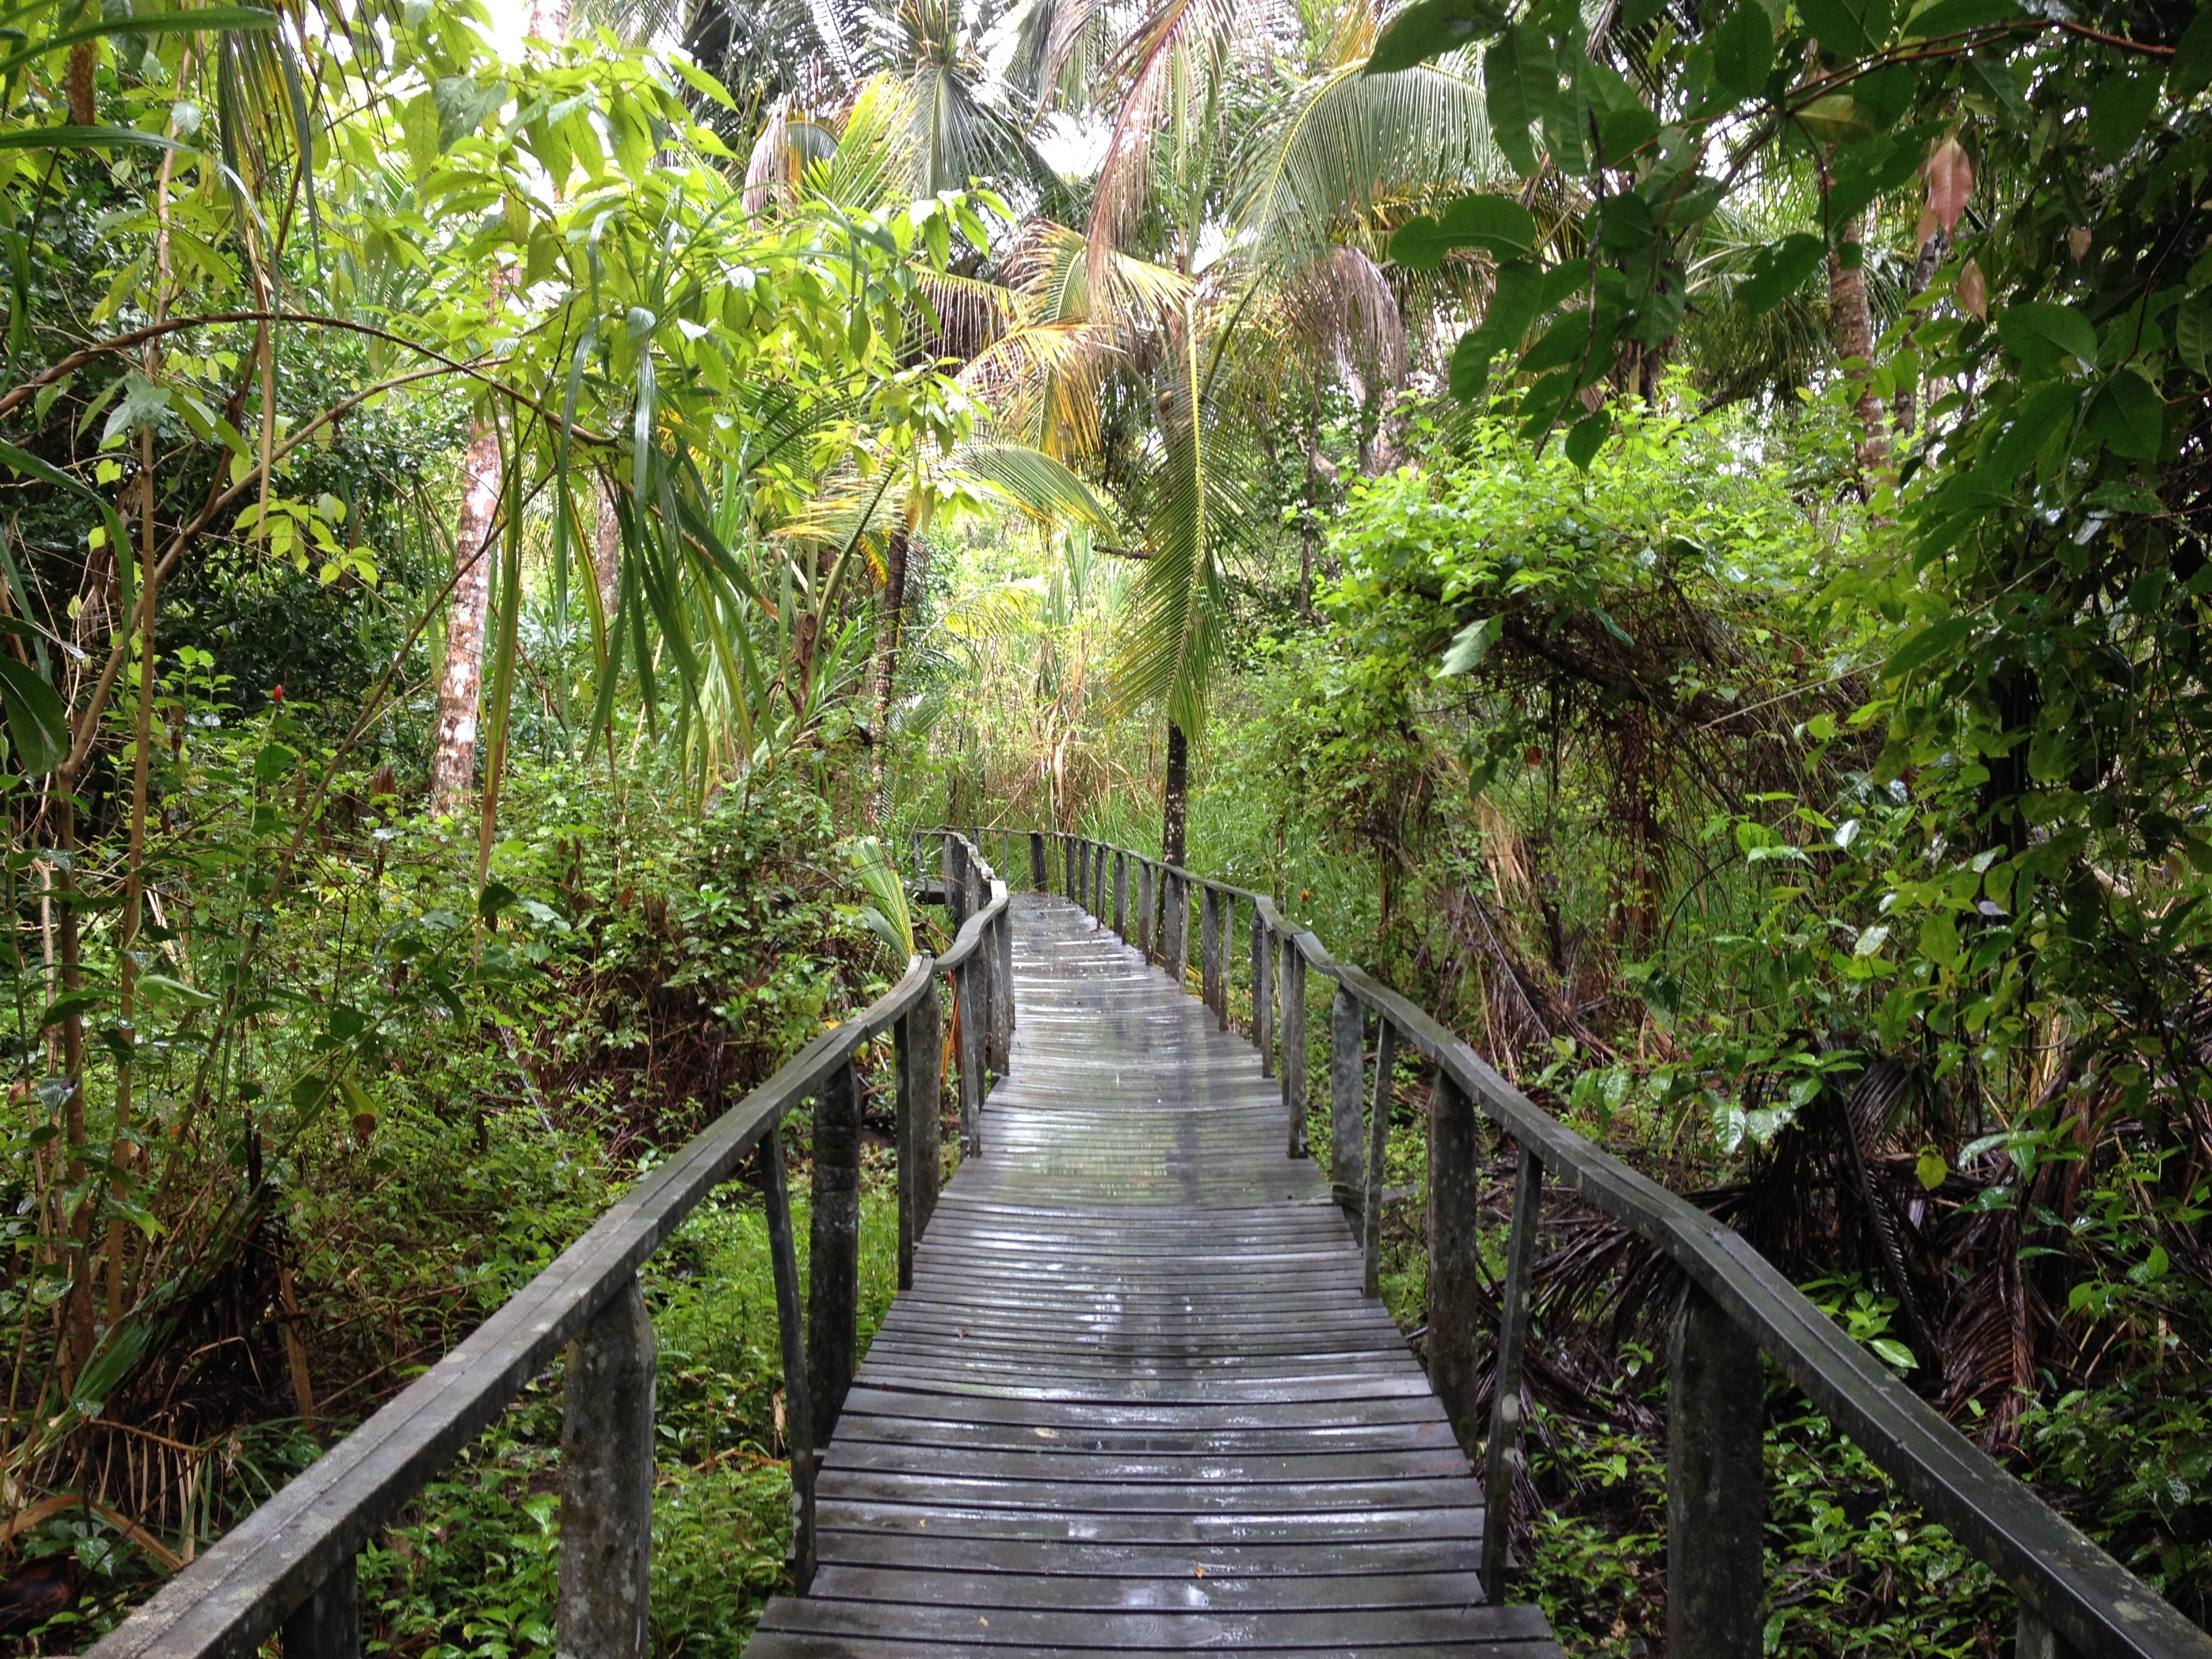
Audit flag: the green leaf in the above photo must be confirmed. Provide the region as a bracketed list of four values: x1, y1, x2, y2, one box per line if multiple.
[2174, 3, 2212, 98]
[1977, 380, 2078, 483]
[2088, 67, 2158, 161]
[1899, 0, 2020, 35]
[433, 75, 508, 152]
[1484, 24, 1555, 175]
[1440, 193, 1540, 255]
[41, 989, 104, 1029]
[0, 124, 186, 154]
[1795, 0, 1892, 58]
[478, 879, 520, 920]
[1439, 614, 1504, 674]
[1917, 913, 1961, 969]
[1870, 1337, 1917, 1370]
[1915, 1148, 1948, 1189]
[2087, 367, 2163, 460]
[1995, 302, 2098, 375]
[1563, 407, 1612, 469]
[1710, 1, 1777, 96]
[1828, 131, 1927, 230]
[2177, 291, 2212, 376]
[1794, 93, 1883, 144]
[1737, 233, 1826, 314]
[1448, 329, 1500, 398]
[1597, 104, 1660, 160]
[401, 90, 439, 178]
[0, 655, 66, 775]
[1883, 615, 1971, 680]
[1366, 0, 1509, 72]
[1389, 216, 1454, 270]
[136, 973, 218, 1007]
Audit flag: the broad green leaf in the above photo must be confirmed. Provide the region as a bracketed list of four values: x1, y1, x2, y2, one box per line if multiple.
[1828, 131, 1927, 230]
[1563, 407, 1612, 469]
[1883, 615, 1971, 680]
[1996, 302, 2098, 375]
[2175, 3, 2212, 97]
[1440, 193, 1539, 254]
[1794, 93, 1882, 144]
[1366, 0, 1509, 73]
[2087, 68, 2158, 161]
[1736, 233, 1826, 314]
[0, 655, 66, 775]
[1597, 104, 1660, 160]
[2177, 291, 2212, 377]
[1389, 215, 1456, 269]
[1870, 1338, 1916, 1370]
[136, 974, 218, 1007]
[1899, 0, 2020, 35]
[1484, 24, 1554, 175]
[1448, 329, 1500, 398]
[401, 90, 439, 178]
[1976, 380, 2078, 483]
[1915, 1147, 1949, 1189]
[2087, 367, 2163, 460]
[1795, 0, 1892, 58]
[1439, 614, 1504, 674]
[433, 75, 508, 152]
[1709, 1, 1776, 96]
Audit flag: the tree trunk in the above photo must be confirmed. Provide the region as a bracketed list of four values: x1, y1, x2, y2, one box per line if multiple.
[1891, 230, 1947, 440]
[1162, 720, 1189, 866]
[869, 523, 911, 825]
[1826, 216, 1891, 488]
[592, 477, 621, 626]
[430, 420, 502, 817]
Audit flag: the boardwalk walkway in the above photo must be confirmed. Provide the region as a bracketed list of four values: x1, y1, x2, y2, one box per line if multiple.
[747, 892, 1563, 1656]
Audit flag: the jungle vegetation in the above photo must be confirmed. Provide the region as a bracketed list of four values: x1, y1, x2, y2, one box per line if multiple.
[0, 0, 2203, 1646]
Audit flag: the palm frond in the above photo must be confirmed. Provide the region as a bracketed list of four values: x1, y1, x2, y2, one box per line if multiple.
[1233, 60, 1506, 272]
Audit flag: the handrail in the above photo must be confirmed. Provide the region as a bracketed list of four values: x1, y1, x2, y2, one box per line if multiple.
[90, 836, 1015, 1659]
[1028, 827, 2211, 1659]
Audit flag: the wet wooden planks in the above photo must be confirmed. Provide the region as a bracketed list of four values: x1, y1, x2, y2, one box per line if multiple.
[745, 894, 1562, 1656]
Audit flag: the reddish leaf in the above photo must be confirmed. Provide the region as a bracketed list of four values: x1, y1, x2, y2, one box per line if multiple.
[1923, 137, 1973, 236]
[1957, 258, 1988, 320]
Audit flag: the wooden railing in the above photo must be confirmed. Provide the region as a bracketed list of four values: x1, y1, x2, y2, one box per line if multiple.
[86, 834, 1015, 1659]
[972, 824, 2212, 1659]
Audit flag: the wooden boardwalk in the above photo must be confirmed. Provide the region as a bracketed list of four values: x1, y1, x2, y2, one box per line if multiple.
[747, 893, 1564, 1656]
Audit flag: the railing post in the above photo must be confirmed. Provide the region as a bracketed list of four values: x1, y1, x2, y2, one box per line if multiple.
[956, 959, 983, 1155]
[1201, 887, 1221, 1017]
[1217, 895, 1233, 1031]
[941, 832, 960, 922]
[1482, 1147, 1543, 1601]
[558, 1275, 655, 1659]
[995, 904, 1015, 1063]
[281, 1559, 359, 1659]
[1668, 1283, 1765, 1659]
[1328, 985, 1363, 1212]
[1279, 935, 1307, 1157]
[1254, 918, 1273, 1073]
[1065, 834, 1079, 903]
[758, 1128, 815, 1592]
[807, 1060, 861, 1454]
[1138, 861, 1154, 960]
[1428, 1068, 1481, 1448]
[1170, 871, 1190, 991]
[896, 990, 941, 1291]
[1094, 843, 1107, 918]
[2018, 1609, 2084, 1659]
[1029, 830, 1046, 889]
[1362, 1018, 1396, 1298]
[1113, 851, 1128, 940]
[1074, 837, 1088, 912]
